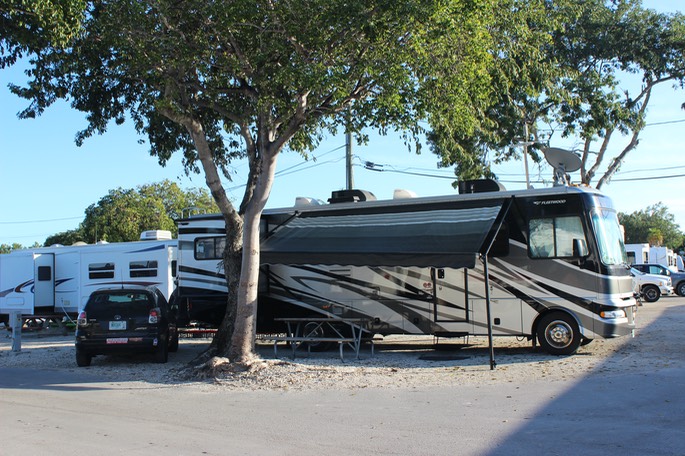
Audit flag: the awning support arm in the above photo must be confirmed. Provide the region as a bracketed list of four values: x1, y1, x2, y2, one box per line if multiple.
[480, 198, 514, 370]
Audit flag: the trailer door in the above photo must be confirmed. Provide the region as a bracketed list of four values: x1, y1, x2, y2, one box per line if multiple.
[431, 267, 468, 323]
[33, 253, 55, 309]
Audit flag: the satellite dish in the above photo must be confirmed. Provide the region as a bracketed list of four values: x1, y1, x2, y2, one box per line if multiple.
[543, 147, 582, 186]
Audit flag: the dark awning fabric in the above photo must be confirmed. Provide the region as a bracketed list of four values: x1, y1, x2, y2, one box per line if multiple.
[261, 200, 506, 268]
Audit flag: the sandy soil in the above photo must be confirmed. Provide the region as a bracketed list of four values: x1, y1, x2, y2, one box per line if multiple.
[2, 297, 683, 391]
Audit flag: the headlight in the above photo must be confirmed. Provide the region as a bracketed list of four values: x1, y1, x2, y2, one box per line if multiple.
[600, 309, 626, 319]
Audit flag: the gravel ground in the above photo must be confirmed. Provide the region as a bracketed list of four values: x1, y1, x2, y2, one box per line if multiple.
[2, 298, 683, 391]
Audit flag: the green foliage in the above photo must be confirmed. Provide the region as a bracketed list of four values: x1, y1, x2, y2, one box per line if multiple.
[0, 243, 24, 253]
[44, 180, 218, 245]
[619, 203, 684, 250]
[428, 0, 685, 186]
[0, 0, 86, 68]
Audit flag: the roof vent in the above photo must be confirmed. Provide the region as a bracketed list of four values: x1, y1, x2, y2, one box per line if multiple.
[140, 230, 173, 241]
[295, 196, 324, 207]
[458, 179, 506, 194]
[393, 189, 417, 199]
[328, 189, 377, 204]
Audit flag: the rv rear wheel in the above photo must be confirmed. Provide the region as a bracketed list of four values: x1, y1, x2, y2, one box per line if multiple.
[302, 322, 332, 352]
[536, 311, 581, 356]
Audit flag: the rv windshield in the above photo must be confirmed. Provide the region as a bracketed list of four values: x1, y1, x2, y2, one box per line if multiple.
[591, 208, 628, 266]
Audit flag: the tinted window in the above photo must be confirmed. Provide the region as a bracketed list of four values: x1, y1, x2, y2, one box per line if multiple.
[130, 260, 158, 278]
[89, 263, 115, 279]
[37, 266, 52, 281]
[195, 237, 226, 260]
[529, 216, 585, 258]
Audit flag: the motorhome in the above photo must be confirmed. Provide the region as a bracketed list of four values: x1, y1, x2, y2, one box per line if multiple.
[0, 231, 177, 321]
[175, 180, 637, 357]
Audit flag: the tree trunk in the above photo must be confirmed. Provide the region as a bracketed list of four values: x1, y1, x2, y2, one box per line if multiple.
[229, 146, 280, 363]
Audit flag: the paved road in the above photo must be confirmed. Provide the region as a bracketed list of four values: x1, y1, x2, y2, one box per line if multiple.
[2, 300, 684, 456]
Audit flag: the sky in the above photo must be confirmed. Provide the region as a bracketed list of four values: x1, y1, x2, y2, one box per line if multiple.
[1, 0, 683, 247]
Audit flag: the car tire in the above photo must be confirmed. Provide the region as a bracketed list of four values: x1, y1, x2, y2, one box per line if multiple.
[154, 336, 169, 363]
[676, 281, 685, 297]
[536, 311, 581, 356]
[76, 347, 92, 367]
[169, 329, 179, 353]
[642, 285, 660, 303]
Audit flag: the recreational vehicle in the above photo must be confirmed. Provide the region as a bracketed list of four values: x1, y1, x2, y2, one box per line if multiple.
[0, 231, 177, 322]
[174, 180, 637, 356]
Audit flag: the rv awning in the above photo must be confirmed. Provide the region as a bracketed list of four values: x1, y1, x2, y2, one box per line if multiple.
[261, 200, 507, 269]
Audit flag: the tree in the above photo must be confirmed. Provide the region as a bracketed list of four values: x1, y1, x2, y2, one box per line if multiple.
[619, 203, 684, 249]
[0, 0, 86, 68]
[429, 1, 685, 188]
[10, 0, 496, 364]
[44, 180, 218, 245]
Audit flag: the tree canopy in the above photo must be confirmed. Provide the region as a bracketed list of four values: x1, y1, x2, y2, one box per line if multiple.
[0, 0, 86, 68]
[43, 180, 218, 245]
[429, 0, 685, 188]
[620, 203, 684, 250]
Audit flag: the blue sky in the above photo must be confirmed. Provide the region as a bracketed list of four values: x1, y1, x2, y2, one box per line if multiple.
[1, 0, 683, 247]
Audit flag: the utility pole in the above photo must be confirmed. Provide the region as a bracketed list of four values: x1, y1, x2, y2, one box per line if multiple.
[345, 131, 354, 190]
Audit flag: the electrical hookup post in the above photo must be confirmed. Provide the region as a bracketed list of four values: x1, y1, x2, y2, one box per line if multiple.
[10, 311, 22, 352]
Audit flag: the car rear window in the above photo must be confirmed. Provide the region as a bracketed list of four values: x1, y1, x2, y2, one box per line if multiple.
[88, 292, 154, 311]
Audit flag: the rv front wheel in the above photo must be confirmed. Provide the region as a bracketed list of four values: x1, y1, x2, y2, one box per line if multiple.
[537, 312, 581, 356]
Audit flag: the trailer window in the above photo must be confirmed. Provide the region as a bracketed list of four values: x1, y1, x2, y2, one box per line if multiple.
[37, 266, 52, 281]
[195, 237, 226, 260]
[130, 260, 158, 278]
[529, 216, 585, 258]
[89, 263, 115, 279]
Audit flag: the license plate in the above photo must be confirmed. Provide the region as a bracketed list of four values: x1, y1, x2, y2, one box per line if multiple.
[106, 338, 128, 344]
[109, 321, 126, 330]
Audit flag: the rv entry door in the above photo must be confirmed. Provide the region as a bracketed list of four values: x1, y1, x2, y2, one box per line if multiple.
[33, 253, 55, 310]
[431, 267, 468, 323]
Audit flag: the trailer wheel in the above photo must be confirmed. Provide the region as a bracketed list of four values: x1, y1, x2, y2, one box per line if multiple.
[642, 285, 660, 303]
[537, 311, 581, 356]
[76, 347, 92, 367]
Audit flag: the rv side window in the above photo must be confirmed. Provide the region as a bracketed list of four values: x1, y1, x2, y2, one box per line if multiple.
[130, 260, 158, 278]
[37, 266, 52, 281]
[195, 237, 226, 260]
[529, 216, 585, 259]
[89, 263, 115, 279]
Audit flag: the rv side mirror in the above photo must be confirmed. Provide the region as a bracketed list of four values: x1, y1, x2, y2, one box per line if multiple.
[573, 238, 589, 258]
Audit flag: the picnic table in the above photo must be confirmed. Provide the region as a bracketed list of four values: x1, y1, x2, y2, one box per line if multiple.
[272, 317, 373, 361]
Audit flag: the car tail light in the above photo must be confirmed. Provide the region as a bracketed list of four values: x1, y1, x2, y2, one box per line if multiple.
[77, 311, 87, 326]
[149, 308, 160, 324]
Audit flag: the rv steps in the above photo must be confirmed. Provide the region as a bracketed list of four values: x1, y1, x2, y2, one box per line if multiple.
[433, 332, 469, 338]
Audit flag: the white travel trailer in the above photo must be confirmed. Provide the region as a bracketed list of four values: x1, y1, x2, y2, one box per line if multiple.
[174, 181, 637, 360]
[0, 231, 177, 321]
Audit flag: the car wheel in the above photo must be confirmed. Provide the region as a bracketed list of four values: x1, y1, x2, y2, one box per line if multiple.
[642, 285, 660, 303]
[154, 336, 169, 363]
[169, 329, 179, 353]
[536, 311, 581, 356]
[76, 347, 92, 367]
[677, 281, 685, 297]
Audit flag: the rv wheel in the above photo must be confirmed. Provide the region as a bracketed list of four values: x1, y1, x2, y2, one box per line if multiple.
[302, 322, 332, 352]
[536, 312, 581, 356]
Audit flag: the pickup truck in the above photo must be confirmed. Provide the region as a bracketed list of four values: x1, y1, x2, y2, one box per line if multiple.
[630, 267, 673, 302]
[631, 263, 685, 297]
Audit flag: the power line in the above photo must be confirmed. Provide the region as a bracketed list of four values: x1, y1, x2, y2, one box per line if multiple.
[0, 216, 82, 225]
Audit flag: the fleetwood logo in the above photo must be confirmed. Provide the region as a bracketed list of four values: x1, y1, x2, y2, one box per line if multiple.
[533, 199, 567, 205]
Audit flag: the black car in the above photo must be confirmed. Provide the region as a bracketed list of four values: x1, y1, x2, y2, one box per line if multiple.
[75, 286, 179, 367]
